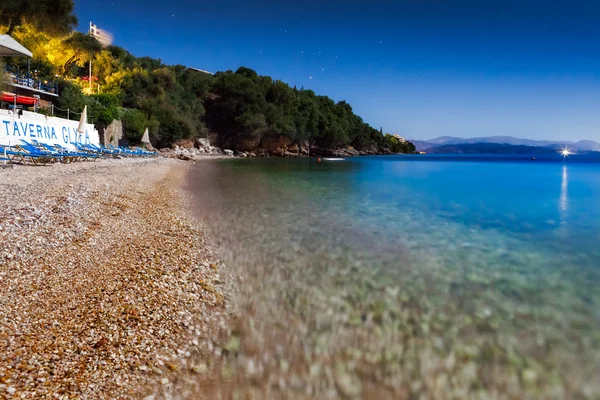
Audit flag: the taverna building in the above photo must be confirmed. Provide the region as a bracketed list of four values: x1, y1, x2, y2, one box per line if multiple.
[1, 34, 100, 150]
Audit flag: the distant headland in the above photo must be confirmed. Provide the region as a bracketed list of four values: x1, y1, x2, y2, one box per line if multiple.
[411, 136, 600, 154]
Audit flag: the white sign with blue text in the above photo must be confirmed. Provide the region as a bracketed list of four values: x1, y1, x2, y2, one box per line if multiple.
[0, 109, 100, 150]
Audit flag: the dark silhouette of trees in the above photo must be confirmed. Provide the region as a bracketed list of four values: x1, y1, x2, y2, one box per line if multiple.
[1, 0, 77, 36]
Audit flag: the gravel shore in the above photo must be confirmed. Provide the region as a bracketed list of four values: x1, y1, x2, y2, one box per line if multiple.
[0, 158, 227, 399]
[3, 158, 597, 399]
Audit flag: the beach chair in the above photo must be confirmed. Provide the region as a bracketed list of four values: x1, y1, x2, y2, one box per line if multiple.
[19, 140, 65, 164]
[74, 143, 102, 160]
[107, 144, 134, 157]
[80, 144, 106, 159]
[85, 143, 114, 158]
[55, 144, 98, 162]
[91, 144, 118, 158]
[96, 144, 120, 157]
[117, 146, 137, 157]
[0, 143, 55, 166]
[29, 140, 76, 164]
[19, 139, 57, 156]
[128, 147, 145, 157]
[132, 147, 154, 157]
[105, 144, 122, 156]
[37, 143, 86, 163]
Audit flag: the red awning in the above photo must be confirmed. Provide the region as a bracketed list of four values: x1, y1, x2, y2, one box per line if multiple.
[1, 92, 39, 106]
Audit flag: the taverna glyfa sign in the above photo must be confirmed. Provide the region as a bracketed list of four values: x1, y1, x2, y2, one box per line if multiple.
[0, 108, 100, 150]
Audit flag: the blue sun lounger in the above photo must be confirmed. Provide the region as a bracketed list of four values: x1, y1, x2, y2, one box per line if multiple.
[61, 144, 100, 161]
[87, 144, 116, 158]
[94, 144, 119, 157]
[20, 140, 73, 164]
[76, 143, 103, 158]
[73, 143, 102, 160]
[36, 142, 89, 163]
[107, 144, 135, 157]
[0, 143, 56, 166]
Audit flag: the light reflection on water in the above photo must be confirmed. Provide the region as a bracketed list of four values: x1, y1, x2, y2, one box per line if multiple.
[560, 164, 568, 214]
[188, 154, 600, 398]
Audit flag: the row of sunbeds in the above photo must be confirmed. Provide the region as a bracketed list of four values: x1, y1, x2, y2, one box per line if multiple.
[0, 140, 157, 166]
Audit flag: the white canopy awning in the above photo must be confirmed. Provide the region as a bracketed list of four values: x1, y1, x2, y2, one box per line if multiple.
[0, 34, 33, 58]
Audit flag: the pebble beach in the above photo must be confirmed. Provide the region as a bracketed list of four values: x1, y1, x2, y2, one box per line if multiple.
[0, 158, 228, 399]
[1, 156, 598, 400]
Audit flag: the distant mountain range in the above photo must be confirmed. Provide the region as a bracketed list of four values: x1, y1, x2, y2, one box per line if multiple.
[424, 143, 558, 155]
[410, 136, 600, 154]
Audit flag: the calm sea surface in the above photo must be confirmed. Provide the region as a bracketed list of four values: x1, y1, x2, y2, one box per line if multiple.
[188, 154, 600, 398]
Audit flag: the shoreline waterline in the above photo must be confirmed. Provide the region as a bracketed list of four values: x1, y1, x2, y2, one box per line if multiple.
[2, 156, 598, 398]
[177, 156, 599, 399]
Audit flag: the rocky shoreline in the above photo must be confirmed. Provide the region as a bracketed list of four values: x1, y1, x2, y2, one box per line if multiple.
[158, 138, 400, 162]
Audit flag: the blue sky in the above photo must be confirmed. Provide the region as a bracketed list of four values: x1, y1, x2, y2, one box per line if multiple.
[75, 0, 600, 141]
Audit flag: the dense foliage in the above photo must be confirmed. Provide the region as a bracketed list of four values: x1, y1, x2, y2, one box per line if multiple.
[384, 134, 417, 154]
[205, 67, 389, 151]
[0, 0, 77, 36]
[2, 8, 415, 153]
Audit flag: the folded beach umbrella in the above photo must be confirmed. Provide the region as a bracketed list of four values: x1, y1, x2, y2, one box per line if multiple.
[77, 106, 88, 135]
[141, 128, 150, 148]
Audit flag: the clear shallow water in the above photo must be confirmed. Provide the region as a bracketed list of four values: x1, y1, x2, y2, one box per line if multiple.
[189, 154, 600, 398]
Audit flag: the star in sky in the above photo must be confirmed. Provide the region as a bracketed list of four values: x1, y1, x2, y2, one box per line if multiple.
[74, 0, 600, 142]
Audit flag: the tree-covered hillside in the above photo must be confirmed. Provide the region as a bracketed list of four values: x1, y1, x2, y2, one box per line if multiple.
[1, 1, 415, 155]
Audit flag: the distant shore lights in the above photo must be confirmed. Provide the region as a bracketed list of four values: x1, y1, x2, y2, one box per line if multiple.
[561, 148, 572, 157]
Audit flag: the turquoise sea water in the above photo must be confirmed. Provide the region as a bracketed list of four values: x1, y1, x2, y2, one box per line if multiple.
[189, 154, 600, 398]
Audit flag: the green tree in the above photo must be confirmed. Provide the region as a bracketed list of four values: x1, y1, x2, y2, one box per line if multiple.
[204, 68, 269, 146]
[61, 32, 102, 76]
[383, 134, 416, 154]
[86, 93, 122, 125]
[57, 81, 85, 119]
[4, 22, 420, 152]
[121, 108, 152, 142]
[0, 0, 77, 36]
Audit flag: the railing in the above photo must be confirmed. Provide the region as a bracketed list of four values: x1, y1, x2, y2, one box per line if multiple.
[1, 101, 91, 124]
[3, 66, 59, 95]
[39, 104, 92, 123]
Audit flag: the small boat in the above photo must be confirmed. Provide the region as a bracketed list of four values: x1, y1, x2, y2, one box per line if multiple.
[322, 157, 345, 161]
